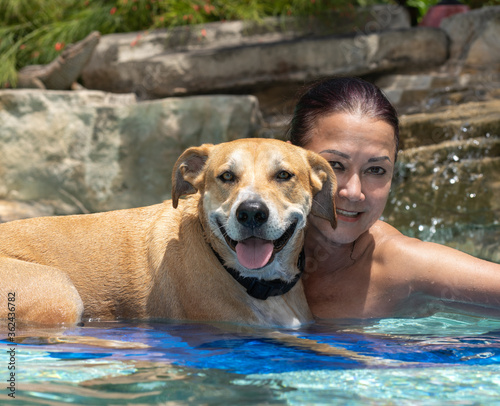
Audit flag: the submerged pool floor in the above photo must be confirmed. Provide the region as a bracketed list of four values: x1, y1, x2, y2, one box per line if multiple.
[3, 312, 500, 405]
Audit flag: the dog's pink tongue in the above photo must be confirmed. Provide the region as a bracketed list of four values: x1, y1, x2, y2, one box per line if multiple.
[235, 238, 274, 269]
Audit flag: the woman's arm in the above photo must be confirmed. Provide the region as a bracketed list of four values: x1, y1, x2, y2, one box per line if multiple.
[389, 235, 500, 311]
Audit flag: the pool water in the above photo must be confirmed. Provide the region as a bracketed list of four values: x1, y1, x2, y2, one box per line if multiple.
[3, 312, 500, 405]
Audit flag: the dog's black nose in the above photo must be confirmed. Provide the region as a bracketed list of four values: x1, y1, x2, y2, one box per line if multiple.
[236, 200, 269, 228]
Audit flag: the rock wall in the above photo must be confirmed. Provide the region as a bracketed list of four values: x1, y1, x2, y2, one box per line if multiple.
[441, 6, 500, 70]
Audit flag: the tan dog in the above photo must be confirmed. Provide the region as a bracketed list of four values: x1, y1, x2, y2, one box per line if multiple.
[0, 138, 336, 328]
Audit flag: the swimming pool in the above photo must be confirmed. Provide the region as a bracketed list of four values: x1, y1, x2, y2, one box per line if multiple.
[3, 311, 500, 405]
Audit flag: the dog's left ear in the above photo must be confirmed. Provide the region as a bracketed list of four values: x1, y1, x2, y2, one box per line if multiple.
[172, 144, 214, 208]
[306, 150, 337, 229]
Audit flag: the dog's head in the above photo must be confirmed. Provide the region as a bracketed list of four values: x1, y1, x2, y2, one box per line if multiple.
[172, 138, 336, 281]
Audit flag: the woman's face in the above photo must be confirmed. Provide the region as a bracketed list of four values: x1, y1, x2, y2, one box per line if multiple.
[304, 112, 396, 245]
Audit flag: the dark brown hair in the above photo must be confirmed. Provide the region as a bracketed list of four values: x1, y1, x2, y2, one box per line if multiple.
[287, 76, 399, 161]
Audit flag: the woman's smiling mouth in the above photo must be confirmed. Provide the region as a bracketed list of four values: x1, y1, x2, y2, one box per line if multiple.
[336, 208, 362, 222]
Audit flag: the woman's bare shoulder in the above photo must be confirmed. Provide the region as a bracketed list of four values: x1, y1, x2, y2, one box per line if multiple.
[370, 220, 403, 238]
[367, 220, 426, 270]
[368, 220, 416, 249]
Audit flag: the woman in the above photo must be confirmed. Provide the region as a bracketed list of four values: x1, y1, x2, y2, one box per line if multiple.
[288, 76, 500, 319]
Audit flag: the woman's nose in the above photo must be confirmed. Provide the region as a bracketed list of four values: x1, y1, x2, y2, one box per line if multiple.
[338, 173, 365, 202]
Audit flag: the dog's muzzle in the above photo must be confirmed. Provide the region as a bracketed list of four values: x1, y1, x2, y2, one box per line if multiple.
[218, 204, 298, 270]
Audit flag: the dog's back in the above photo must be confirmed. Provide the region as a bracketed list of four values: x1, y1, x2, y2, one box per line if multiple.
[0, 203, 169, 320]
[0, 198, 310, 326]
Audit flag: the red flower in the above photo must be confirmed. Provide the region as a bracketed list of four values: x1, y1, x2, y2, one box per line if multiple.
[131, 34, 142, 47]
[110, 7, 117, 15]
[55, 42, 65, 51]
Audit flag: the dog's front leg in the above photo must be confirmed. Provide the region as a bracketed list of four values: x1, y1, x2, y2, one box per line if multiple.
[0, 257, 84, 326]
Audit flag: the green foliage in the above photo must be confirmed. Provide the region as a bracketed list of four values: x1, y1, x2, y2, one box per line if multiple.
[0, 0, 121, 86]
[406, 0, 438, 17]
[1, 0, 498, 87]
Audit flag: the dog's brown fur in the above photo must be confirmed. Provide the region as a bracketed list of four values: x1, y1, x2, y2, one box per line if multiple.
[0, 139, 336, 327]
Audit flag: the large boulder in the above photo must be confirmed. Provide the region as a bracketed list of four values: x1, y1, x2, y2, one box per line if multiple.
[0, 89, 262, 217]
[440, 6, 500, 70]
[81, 16, 447, 98]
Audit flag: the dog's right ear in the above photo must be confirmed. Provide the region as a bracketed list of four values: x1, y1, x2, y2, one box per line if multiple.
[172, 144, 214, 208]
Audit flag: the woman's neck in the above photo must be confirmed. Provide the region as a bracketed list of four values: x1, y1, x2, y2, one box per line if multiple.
[303, 227, 358, 275]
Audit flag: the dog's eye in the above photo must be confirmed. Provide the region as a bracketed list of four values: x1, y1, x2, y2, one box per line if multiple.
[276, 171, 293, 181]
[219, 171, 236, 182]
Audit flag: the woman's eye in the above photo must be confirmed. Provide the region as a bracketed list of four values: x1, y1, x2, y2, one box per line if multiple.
[366, 166, 386, 175]
[219, 171, 236, 182]
[329, 161, 345, 171]
[276, 171, 293, 181]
